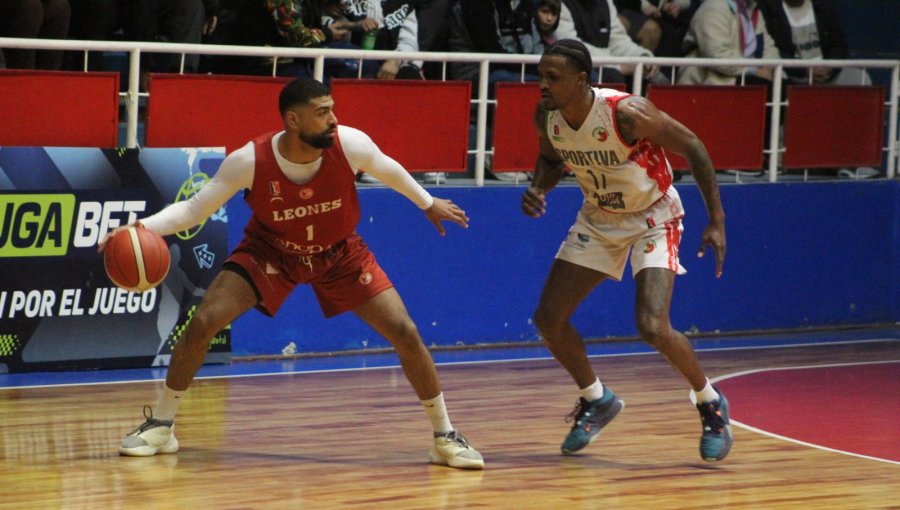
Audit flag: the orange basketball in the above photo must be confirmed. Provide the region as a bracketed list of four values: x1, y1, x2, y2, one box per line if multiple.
[104, 226, 171, 292]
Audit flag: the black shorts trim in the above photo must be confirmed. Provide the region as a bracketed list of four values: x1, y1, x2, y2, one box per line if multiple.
[222, 261, 263, 305]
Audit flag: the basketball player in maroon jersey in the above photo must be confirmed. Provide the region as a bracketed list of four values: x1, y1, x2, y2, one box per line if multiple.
[101, 78, 483, 469]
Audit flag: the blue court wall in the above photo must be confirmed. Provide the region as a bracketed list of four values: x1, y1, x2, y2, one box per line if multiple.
[227, 180, 898, 356]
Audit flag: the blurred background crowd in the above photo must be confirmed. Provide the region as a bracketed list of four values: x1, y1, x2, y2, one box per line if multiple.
[1, 0, 897, 87]
[1, 0, 897, 182]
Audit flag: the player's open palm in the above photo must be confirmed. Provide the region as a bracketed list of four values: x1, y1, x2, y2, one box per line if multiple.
[425, 198, 469, 236]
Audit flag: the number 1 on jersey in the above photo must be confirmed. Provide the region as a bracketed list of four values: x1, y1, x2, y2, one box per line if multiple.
[306, 224, 314, 241]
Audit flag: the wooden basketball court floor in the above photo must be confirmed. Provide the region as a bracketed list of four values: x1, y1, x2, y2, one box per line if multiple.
[0, 329, 897, 509]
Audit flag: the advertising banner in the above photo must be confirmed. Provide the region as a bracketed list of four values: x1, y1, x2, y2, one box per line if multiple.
[0, 146, 229, 372]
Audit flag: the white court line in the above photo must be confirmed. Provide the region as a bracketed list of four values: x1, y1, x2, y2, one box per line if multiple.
[1, 337, 895, 391]
[4, 339, 898, 465]
[711, 359, 900, 466]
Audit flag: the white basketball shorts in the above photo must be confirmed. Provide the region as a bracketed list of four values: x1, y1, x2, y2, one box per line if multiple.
[555, 186, 687, 281]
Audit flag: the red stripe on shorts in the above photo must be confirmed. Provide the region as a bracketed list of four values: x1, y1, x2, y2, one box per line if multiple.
[665, 220, 681, 271]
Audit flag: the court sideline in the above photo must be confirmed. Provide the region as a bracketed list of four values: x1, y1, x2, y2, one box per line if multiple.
[0, 328, 897, 509]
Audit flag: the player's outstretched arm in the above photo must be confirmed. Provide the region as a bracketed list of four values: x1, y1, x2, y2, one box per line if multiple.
[424, 198, 469, 236]
[98, 148, 250, 253]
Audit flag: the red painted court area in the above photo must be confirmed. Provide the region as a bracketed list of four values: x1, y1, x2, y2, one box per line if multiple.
[717, 361, 900, 463]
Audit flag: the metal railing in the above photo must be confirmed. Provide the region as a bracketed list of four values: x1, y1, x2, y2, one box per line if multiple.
[1, 37, 898, 183]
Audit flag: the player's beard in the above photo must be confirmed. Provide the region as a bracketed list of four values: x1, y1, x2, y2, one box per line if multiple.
[299, 128, 335, 149]
[540, 92, 562, 111]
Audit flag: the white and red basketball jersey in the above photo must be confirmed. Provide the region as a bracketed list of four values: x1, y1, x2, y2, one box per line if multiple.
[546, 87, 675, 215]
[243, 131, 361, 255]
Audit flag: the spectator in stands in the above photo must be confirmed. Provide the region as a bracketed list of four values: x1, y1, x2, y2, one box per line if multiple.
[680, 0, 785, 177]
[203, 1, 347, 77]
[321, 0, 376, 78]
[323, 0, 353, 44]
[614, 0, 697, 58]
[761, 0, 877, 178]
[417, 0, 450, 54]
[0, 0, 71, 70]
[446, 0, 542, 182]
[341, 0, 424, 80]
[535, 0, 562, 48]
[274, 1, 373, 78]
[119, 0, 218, 88]
[757, 0, 870, 86]
[454, 0, 543, 85]
[199, 0, 268, 75]
[613, 0, 662, 53]
[64, 0, 119, 71]
[678, 0, 780, 85]
[262, 0, 338, 48]
[555, 0, 660, 84]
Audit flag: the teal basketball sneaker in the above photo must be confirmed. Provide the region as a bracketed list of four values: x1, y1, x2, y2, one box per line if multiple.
[696, 387, 733, 461]
[561, 387, 625, 455]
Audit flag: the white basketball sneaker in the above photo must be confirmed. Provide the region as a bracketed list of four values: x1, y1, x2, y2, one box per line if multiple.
[428, 430, 484, 470]
[119, 405, 179, 457]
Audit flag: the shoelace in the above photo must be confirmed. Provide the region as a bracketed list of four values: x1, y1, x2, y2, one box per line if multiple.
[128, 405, 168, 435]
[564, 398, 590, 425]
[440, 430, 471, 449]
[698, 402, 724, 433]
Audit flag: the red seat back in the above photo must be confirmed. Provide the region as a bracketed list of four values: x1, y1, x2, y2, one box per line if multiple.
[647, 85, 768, 171]
[330, 79, 471, 172]
[146, 74, 290, 153]
[0, 70, 119, 147]
[783, 85, 885, 168]
[492, 83, 540, 173]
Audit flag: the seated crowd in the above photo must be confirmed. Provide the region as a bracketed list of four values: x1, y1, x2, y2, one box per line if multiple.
[0, 0, 871, 87]
[0, 0, 883, 180]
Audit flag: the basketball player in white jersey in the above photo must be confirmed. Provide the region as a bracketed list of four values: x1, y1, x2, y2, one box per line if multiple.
[522, 39, 732, 461]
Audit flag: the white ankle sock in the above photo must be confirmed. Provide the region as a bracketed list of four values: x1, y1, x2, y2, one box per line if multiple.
[154, 385, 185, 422]
[692, 379, 719, 404]
[421, 393, 453, 435]
[580, 378, 605, 402]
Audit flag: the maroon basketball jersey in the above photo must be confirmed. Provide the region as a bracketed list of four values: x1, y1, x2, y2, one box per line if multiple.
[243, 131, 361, 255]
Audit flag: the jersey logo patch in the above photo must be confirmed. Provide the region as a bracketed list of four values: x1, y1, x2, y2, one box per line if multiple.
[592, 127, 609, 142]
[594, 191, 625, 210]
[552, 124, 565, 142]
[299, 188, 314, 200]
[269, 181, 283, 202]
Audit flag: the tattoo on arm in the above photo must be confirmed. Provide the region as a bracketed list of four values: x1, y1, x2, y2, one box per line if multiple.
[616, 108, 636, 145]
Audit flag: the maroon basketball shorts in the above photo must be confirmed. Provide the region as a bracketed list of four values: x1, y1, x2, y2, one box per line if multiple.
[226, 231, 393, 318]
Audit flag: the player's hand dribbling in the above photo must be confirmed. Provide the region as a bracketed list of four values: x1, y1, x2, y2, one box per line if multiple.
[97, 221, 143, 253]
[521, 187, 547, 218]
[425, 198, 469, 236]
